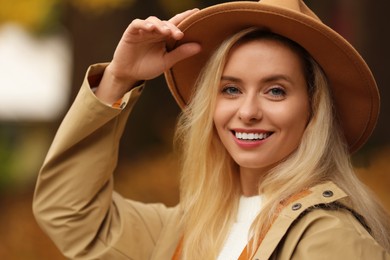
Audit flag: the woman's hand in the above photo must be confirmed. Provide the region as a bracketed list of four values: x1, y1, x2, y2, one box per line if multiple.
[95, 8, 201, 104]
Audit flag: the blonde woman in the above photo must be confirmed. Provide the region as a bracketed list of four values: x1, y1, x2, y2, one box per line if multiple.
[33, 0, 390, 259]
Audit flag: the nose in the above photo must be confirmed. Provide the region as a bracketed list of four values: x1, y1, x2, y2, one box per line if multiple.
[238, 94, 262, 123]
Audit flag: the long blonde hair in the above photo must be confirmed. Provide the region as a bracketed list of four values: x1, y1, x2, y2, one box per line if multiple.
[174, 28, 390, 259]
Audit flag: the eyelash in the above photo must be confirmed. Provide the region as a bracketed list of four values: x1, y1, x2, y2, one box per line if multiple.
[267, 87, 286, 98]
[220, 84, 287, 100]
[221, 85, 241, 96]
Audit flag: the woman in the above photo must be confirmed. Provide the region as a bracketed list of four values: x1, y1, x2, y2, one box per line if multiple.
[33, 0, 390, 259]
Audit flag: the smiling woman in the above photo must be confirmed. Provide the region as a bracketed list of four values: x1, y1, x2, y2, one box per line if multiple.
[33, 0, 390, 259]
[213, 34, 311, 192]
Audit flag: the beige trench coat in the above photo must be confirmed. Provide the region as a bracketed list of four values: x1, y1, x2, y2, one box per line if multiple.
[33, 64, 390, 259]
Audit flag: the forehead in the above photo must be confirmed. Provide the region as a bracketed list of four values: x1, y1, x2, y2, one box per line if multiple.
[232, 31, 308, 58]
[224, 39, 306, 76]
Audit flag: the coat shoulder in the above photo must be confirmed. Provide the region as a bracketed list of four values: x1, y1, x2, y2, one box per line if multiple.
[254, 182, 390, 260]
[275, 205, 390, 259]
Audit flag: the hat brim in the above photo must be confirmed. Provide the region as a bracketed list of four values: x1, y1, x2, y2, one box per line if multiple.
[164, 1, 379, 153]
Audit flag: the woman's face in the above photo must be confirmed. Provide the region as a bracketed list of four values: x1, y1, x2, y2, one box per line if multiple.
[213, 39, 310, 174]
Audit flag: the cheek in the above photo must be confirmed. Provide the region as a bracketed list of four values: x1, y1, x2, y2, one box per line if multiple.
[267, 100, 310, 131]
[213, 100, 235, 128]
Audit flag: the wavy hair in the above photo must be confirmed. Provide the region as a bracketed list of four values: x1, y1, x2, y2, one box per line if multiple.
[174, 28, 390, 259]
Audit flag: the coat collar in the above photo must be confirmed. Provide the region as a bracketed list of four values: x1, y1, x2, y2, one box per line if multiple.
[250, 181, 349, 260]
[172, 181, 350, 260]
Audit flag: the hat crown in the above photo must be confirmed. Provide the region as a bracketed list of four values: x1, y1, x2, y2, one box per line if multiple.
[260, 0, 320, 21]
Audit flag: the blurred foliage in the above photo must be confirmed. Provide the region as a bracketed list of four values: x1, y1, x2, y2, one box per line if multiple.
[0, 0, 241, 35]
[0, 0, 135, 34]
[68, 0, 135, 15]
[0, 126, 14, 184]
[0, 0, 62, 34]
[159, 0, 198, 14]
[0, 124, 52, 192]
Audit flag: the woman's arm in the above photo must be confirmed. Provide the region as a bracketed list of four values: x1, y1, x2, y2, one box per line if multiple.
[32, 64, 146, 258]
[32, 9, 200, 259]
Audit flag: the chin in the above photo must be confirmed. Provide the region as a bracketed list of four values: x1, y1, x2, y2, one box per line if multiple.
[234, 156, 283, 173]
[236, 161, 274, 172]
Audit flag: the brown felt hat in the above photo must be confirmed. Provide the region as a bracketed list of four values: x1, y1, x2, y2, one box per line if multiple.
[164, 0, 379, 153]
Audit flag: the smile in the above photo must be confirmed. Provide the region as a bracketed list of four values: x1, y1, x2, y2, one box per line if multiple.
[234, 131, 272, 141]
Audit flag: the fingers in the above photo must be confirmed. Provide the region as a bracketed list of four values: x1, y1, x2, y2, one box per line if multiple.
[129, 17, 168, 34]
[128, 8, 199, 39]
[129, 16, 182, 40]
[164, 42, 202, 70]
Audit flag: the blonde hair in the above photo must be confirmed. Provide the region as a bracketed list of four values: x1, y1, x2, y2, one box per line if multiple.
[174, 28, 390, 259]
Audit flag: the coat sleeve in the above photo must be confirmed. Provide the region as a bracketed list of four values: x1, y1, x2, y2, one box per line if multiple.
[282, 208, 390, 260]
[32, 64, 173, 259]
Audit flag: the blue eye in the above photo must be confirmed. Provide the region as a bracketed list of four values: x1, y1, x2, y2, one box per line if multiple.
[268, 87, 286, 97]
[222, 85, 241, 96]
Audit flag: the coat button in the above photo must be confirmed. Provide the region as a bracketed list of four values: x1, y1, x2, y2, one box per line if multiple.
[120, 102, 127, 109]
[322, 190, 334, 197]
[292, 203, 302, 211]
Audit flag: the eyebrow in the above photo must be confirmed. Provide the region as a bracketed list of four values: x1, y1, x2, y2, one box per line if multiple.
[220, 74, 294, 84]
[220, 76, 242, 83]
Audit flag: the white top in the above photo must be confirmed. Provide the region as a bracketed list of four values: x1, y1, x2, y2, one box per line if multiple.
[217, 195, 262, 260]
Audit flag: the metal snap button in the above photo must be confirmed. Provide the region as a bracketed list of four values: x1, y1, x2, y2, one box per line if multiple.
[292, 203, 302, 211]
[322, 190, 334, 197]
[120, 102, 127, 109]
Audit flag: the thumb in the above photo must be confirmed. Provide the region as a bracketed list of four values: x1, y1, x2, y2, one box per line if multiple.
[164, 42, 201, 70]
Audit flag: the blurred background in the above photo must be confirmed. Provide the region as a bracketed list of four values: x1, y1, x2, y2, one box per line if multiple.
[0, 0, 388, 259]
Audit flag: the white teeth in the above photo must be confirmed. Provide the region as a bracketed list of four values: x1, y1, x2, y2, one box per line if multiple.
[235, 132, 270, 140]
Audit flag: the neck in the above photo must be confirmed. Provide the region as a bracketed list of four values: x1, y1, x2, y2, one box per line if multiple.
[239, 166, 273, 196]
